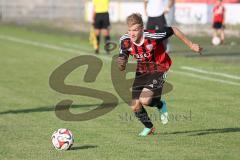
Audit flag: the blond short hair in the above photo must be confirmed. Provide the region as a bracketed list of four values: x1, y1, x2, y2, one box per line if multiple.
[126, 13, 143, 28]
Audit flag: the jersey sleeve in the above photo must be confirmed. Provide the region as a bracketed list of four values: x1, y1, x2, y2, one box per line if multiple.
[119, 34, 131, 58]
[145, 27, 174, 42]
[156, 27, 174, 41]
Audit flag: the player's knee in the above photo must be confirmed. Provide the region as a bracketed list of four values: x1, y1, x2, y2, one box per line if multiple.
[131, 105, 141, 112]
[131, 101, 142, 112]
[139, 97, 152, 106]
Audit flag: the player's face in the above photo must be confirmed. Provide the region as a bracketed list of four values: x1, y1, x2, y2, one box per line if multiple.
[128, 24, 144, 43]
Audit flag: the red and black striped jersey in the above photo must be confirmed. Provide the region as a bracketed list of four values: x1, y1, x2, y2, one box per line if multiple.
[119, 27, 174, 73]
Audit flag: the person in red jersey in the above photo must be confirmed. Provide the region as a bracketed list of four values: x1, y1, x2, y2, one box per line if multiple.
[212, 0, 225, 44]
[117, 13, 202, 136]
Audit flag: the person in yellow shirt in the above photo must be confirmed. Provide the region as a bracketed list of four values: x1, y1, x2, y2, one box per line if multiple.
[92, 0, 111, 54]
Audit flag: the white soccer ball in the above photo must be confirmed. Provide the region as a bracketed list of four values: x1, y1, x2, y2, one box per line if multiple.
[212, 36, 221, 46]
[51, 128, 74, 150]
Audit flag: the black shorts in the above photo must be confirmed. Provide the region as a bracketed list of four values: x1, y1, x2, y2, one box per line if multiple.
[94, 12, 110, 29]
[132, 72, 165, 100]
[146, 14, 167, 30]
[213, 22, 224, 29]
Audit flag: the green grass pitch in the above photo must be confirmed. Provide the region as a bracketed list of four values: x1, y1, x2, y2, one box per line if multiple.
[0, 24, 240, 160]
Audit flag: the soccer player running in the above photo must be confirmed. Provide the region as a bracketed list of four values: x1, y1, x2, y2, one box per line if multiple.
[117, 13, 202, 136]
[212, 0, 225, 44]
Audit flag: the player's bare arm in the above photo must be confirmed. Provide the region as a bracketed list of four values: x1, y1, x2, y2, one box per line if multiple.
[172, 26, 203, 54]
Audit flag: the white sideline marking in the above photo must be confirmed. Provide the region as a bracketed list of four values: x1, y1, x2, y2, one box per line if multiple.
[0, 35, 82, 54]
[181, 66, 240, 80]
[0, 34, 239, 87]
[0, 34, 113, 61]
[62, 42, 137, 63]
[63, 42, 84, 50]
[171, 70, 240, 87]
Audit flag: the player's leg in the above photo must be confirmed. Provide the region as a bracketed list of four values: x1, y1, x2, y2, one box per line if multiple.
[212, 28, 218, 45]
[150, 98, 168, 125]
[216, 29, 221, 38]
[139, 88, 162, 110]
[132, 73, 155, 136]
[93, 13, 102, 54]
[213, 29, 218, 37]
[220, 26, 225, 44]
[102, 12, 111, 54]
[140, 88, 168, 125]
[212, 22, 218, 40]
[102, 28, 110, 53]
[140, 72, 169, 124]
[165, 7, 175, 52]
[139, 87, 154, 106]
[131, 100, 152, 127]
[131, 100, 155, 136]
[94, 29, 101, 52]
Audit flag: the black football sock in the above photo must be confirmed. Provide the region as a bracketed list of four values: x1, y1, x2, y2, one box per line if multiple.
[97, 35, 100, 45]
[149, 98, 163, 110]
[134, 107, 153, 128]
[104, 35, 110, 44]
[104, 36, 111, 53]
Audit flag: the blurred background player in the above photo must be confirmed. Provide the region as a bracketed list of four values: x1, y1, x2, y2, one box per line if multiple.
[92, 0, 111, 54]
[144, 0, 175, 52]
[212, 0, 225, 44]
[117, 13, 202, 136]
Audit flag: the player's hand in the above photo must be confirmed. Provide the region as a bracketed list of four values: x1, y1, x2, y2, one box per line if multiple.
[117, 56, 128, 71]
[190, 43, 203, 55]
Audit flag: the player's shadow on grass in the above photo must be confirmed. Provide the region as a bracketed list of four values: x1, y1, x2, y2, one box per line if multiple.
[0, 104, 111, 115]
[0, 101, 127, 115]
[163, 127, 240, 136]
[71, 145, 98, 150]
